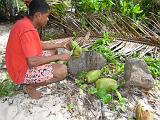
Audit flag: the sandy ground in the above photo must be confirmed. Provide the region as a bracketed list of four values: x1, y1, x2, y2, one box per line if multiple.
[0, 23, 11, 81]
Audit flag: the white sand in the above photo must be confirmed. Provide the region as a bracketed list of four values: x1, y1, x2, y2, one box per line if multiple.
[0, 90, 74, 120]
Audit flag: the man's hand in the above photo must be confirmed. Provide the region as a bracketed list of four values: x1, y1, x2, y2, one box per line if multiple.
[58, 54, 70, 61]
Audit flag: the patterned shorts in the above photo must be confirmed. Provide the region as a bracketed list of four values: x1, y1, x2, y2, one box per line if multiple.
[24, 50, 53, 84]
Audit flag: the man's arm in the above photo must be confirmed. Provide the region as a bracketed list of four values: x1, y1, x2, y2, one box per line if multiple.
[27, 54, 70, 68]
[41, 42, 61, 50]
[41, 37, 72, 50]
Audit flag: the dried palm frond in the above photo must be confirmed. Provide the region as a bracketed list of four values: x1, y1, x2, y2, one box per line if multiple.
[46, 11, 160, 56]
[112, 14, 160, 47]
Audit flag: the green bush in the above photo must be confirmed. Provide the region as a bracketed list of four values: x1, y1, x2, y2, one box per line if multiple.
[0, 73, 16, 97]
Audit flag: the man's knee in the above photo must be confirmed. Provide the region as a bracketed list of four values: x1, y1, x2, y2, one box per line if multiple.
[53, 64, 68, 79]
[59, 64, 68, 78]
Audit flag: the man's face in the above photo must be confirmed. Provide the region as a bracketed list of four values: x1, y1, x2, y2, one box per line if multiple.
[36, 12, 49, 27]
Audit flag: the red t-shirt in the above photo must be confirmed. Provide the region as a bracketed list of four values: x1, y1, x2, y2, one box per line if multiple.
[6, 17, 43, 84]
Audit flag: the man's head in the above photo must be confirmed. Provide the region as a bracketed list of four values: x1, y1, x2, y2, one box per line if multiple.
[29, 0, 50, 28]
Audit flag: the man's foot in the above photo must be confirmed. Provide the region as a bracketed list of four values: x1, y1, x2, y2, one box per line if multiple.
[24, 85, 42, 100]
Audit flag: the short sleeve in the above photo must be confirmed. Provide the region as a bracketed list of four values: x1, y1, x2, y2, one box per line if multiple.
[21, 30, 42, 58]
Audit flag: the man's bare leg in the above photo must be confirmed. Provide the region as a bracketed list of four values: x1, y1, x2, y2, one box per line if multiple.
[25, 64, 67, 99]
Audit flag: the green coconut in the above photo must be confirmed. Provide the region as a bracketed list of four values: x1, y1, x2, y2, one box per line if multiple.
[70, 41, 82, 58]
[70, 41, 79, 50]
[73, 46, 82, 55]
[96, 78, 118, 93]
[86, 70, 101, 83]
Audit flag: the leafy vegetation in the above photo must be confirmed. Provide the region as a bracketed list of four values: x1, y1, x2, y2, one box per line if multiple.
[90, 32, 116, 63]
[67, 102, 75, 112]
[145, 57, 160, 78]
[90, 32, 125, 80]
[50, 2, 68, 16]
[75, 0, 145, 20]
[119, 0, 144, 20]
[134, 0, 160, 17]
[0, 72, 16, 97]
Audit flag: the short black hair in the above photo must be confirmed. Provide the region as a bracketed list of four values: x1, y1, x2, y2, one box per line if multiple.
[29, 0, 49, 16]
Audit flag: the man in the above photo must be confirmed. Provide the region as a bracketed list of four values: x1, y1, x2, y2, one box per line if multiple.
[6, 0, 71, 99]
